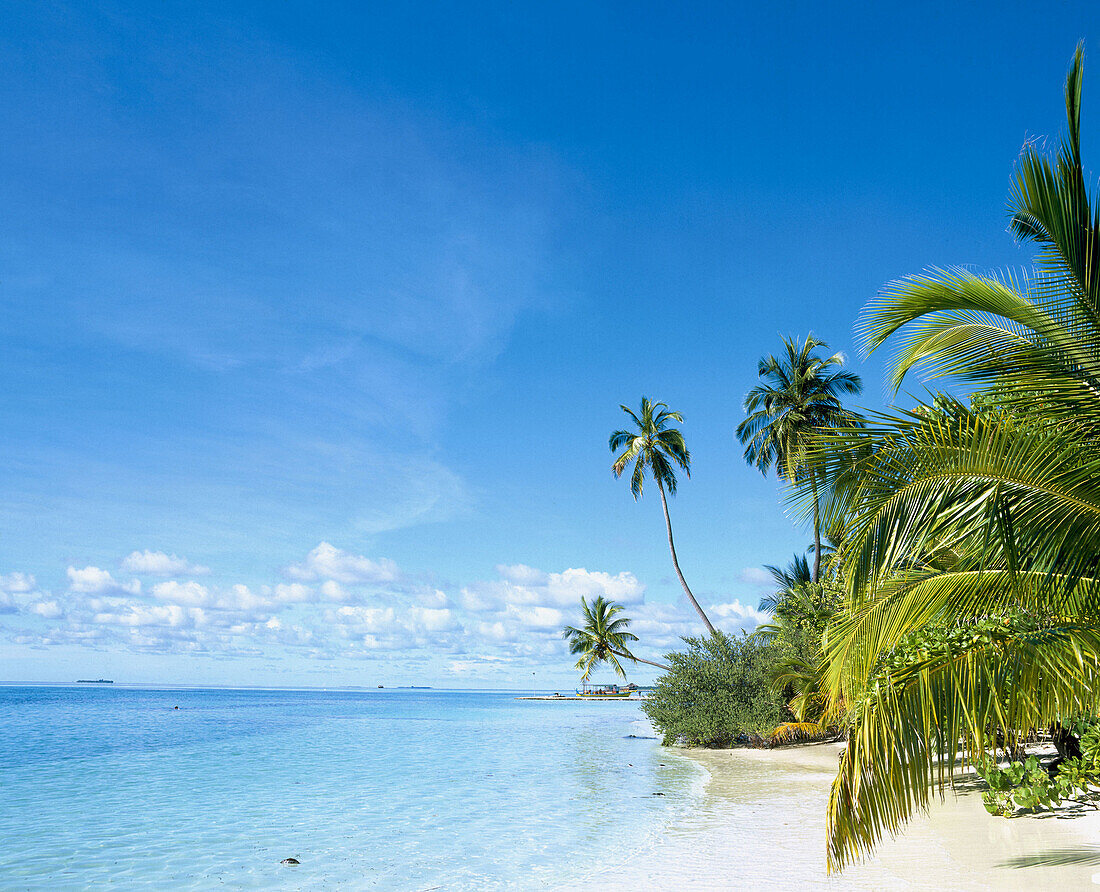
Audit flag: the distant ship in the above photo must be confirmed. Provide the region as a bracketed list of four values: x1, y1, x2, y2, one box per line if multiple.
[77, 679, 113, 684]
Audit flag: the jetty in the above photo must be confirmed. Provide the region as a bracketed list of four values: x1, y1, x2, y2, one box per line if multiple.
[515, 695, 645, 701]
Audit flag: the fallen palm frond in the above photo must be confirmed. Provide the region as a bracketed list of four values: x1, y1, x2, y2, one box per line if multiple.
[768, 721, 835, 746]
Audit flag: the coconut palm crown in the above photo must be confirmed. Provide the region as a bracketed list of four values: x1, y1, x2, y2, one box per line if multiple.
[561, 596, 668, 679]
[737, 335, 862, 581]
[760, 552, 812, 611]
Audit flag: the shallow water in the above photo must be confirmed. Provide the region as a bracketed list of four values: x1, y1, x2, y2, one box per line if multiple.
[0, 685, 702, 890]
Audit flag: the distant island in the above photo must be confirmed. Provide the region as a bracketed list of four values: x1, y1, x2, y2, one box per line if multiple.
[76, 679, 113, 684]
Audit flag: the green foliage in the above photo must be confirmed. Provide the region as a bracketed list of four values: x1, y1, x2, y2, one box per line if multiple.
[759, 553, 812, 610]
[1066, 715, 1100, 759]
[737, 334, 863, 583]
[978, 719, 1100, 817]
[641, 632, 788, 747]
[979, 756, 1062, 816]
[610, 397, 690, 501]
[755, 579, 842, 725]
[737, 334, 863, 484]
[821, 46, 1100, 872]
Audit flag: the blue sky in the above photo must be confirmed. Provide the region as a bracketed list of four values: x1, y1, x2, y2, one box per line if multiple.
[1, 1, 1097, 686]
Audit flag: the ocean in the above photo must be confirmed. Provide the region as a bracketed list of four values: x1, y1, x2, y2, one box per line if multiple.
[0, 685, 704, 890]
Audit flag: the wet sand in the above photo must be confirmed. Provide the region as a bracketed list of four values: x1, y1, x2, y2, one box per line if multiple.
[583, 742, 1100, 890]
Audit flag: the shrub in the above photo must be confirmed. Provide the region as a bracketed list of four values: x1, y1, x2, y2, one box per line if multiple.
[979, 715, 1100, 816]
[641, 631, 788, 747]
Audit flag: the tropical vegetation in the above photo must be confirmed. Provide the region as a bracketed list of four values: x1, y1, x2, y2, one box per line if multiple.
[640, 632, 787, 747]
[814, 45, 1100, 871]
[562, 40, 1100, 879]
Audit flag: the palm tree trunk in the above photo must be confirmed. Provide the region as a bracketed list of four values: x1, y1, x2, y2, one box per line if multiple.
[610, 648, 670, 672]
[811, 475, 821, 584]
[656, 477, 718, 637]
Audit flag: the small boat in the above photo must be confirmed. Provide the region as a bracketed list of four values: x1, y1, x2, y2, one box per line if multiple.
[575, 682, 636, 698]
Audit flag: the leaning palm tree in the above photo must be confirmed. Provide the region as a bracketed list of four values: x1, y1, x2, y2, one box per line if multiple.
[610, 398, 717, 636]
[821, 45, 1100, 872]
[561, 595, 669, 679]
[737, 336, 862, 582]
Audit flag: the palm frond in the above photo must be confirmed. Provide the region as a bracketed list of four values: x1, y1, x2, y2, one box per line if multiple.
[827, 622, 1100, 872]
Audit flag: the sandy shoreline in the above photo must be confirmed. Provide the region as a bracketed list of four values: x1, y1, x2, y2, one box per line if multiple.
[582, 742, 1100, 890]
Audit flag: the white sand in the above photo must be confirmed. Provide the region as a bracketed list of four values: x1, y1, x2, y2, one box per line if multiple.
[580, 742, 1100, 890]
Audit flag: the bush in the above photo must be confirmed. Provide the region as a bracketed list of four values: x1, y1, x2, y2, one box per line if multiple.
[979, 715, 1100, 816]
[641, 631, 788, 747]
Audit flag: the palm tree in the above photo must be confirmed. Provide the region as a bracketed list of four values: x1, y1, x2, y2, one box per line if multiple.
[561, 596, 670, 679]
[610, 398, 717, 636]
[821, 45, 1100, 872]
[759, 553, 812, 611]
[737, 335, 863, 582]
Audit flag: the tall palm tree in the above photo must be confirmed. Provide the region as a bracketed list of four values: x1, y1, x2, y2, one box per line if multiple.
[561, 596, 670, 679]
[610, 397, 717, 636]
[737, 335, 863, 582]
[822, 45, 1100, 872]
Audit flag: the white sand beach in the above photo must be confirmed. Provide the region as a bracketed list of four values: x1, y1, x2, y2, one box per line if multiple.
[584, 743, 1100, 891]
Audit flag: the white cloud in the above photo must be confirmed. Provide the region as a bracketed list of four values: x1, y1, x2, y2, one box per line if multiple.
[272, 583, 314, 604]
[151, 580, 212, 607]
[224, 584, 272, 612]
[407, 606, 457, 633]
[146, 580, 322, 613]
[15, 553, 691, 671]
[496, 564, 549, 586]
[477, 620, 508, 641]
[0, 572, 35, 614]
[94, 603, 207, 629]
[67, 566, 141, 596]
[504, 603, 563, 630]
[709, 600, 768, 630]
[447, 655, 510, 674]
[0, 572, 35, 593]
[460, 566, 645, 612]
[30, 600, 63, 619]
[285, 542, 400, 585]
[738, 567, 774, 586]
[549, 567, 645, 605]
[418, 588, 450, 609]
[327, 605, 398, 633]
[121, 550, 210, 576]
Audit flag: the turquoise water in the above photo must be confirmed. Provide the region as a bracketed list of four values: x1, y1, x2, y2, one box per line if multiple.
[0, 686, 703, 890]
